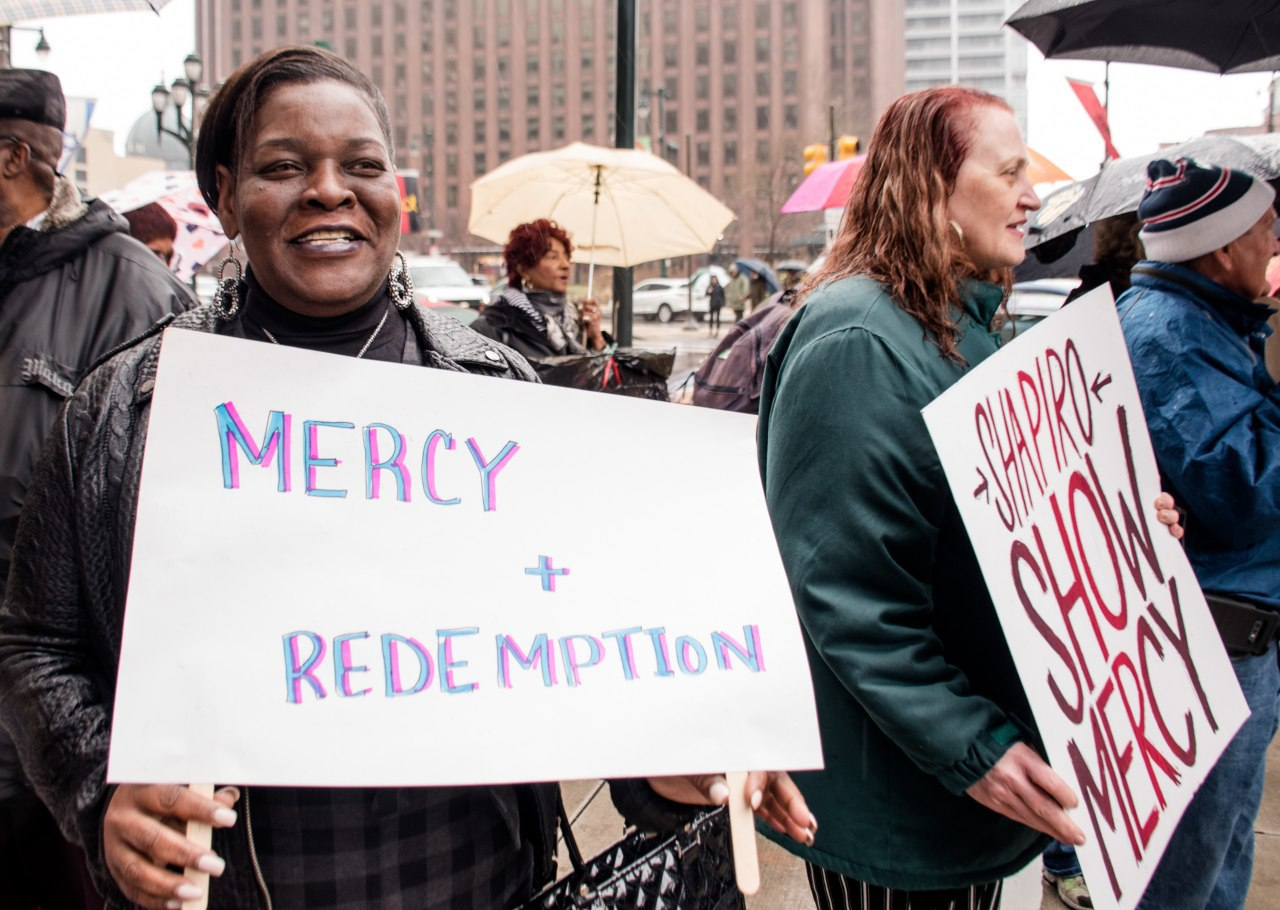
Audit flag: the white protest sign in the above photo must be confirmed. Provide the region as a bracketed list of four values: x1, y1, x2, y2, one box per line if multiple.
[108, 329, 822, 787]
[922, 287, 1248, 910]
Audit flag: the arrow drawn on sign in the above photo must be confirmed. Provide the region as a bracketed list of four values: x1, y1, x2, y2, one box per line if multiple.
[1092, 372, 1112, 402]
[974, 468, 989, 503]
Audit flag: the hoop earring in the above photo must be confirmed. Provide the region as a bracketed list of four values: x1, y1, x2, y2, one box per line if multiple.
[949, 220, 966, 250]
[212, 251, 243, 318]
[389, 251, 414, 310]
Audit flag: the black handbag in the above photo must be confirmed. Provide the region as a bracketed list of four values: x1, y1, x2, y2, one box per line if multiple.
[521, 796, 744, 910]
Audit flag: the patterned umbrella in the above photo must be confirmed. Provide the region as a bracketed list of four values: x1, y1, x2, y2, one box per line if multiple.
[0, 1, 168, 19]
[99, 170, 226, 283]
[1027, 133, 1280, 248]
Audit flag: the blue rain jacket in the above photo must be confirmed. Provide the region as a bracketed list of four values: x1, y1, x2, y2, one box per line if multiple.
[1117, 261, 1280, 610]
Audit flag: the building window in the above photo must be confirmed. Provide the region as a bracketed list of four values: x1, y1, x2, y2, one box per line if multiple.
[697, 142, 709, 167]
[696, 109, 709, 132]
[755, 2, 769, 29]
[474, 152, 486, 174]
[724, 106, 737, 130]
[528, 117, 541, 140]
[446, 185, 458, 207]
[664, 43, 677, 68]
[696, 42, 709, 66]
[723, 40, 736, 65]
[723, 72, 737, 97]
[553, 115, 565, 140]
[784, 104, 798, 129]
[783, 69, 797, 95]
[755, 70, 769, 95]
[756, 106, 769, 130]
[755, 37, 769, 64]
[725, 140, 737, 165]
[696, 74, 709, 100]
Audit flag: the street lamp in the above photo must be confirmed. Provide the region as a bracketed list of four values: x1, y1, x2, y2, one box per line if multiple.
[0, 25, 51, 68]
[636, 85, 678, 163]
[151, 53, 206, 168]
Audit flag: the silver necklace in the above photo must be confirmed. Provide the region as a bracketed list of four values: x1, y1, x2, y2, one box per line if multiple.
[260, 304, 392, 359]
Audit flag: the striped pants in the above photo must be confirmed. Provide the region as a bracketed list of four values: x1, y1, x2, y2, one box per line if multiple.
[805, 862, 1002, 910]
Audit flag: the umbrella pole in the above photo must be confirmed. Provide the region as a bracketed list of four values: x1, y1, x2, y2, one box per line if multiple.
[586, 165, 603, 344]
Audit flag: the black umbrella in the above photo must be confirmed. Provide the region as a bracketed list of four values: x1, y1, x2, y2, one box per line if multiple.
[1007, 0, 1280, 74]
[1026, 133, 1280, 248]
[733, 258, 781, 293]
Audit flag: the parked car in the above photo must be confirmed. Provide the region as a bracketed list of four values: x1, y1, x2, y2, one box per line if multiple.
[1000, 277, 1080, 344]
[404, 255, 489, 309]
[631, 266, 730, 323]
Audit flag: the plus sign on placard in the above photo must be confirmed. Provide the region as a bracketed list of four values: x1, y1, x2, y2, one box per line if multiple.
[524, 555, 570, 592]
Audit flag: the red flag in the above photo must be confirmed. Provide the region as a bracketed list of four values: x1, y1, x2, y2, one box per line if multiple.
[1066, 78, 1120, 161]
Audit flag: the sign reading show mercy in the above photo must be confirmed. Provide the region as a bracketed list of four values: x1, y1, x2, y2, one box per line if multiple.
[108, 329, 821, 787]
[922, 287, 1248, 910]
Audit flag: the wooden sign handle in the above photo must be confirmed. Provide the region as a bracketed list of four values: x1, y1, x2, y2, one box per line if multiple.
[726, 771, 760, 895]
[182, 783, 216, 910]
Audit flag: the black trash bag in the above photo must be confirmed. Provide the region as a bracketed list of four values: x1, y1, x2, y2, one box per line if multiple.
[532, 347, 676, 401]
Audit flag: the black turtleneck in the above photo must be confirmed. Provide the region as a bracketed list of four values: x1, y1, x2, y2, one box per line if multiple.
[239, 268, 408, 363]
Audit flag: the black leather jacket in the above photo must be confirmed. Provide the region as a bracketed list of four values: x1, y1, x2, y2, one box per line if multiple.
[0, 301, 553, 907]
[0, 192, 194, 802]
[0, 299, 689, 908]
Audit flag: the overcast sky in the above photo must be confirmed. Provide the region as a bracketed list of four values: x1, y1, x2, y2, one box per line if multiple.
[10, 1, 1275, 184]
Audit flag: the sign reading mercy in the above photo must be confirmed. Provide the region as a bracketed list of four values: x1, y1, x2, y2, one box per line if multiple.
[108, 329, 821, 788]
[922, 288, 1248, 910]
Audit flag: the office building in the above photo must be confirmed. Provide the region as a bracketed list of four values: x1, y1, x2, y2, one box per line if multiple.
[903, 0, 1027, 132]
[197, 0, 904, 260]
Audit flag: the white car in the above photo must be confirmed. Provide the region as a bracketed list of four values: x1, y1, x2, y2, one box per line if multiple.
[404, 255, 489, 309]
[1000, 278, 1081, 343]
[631, 266, 730, 323]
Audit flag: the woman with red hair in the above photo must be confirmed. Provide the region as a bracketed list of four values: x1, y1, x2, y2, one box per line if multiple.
[757, 87, 1069, 908]
[471, 218, 606, 360]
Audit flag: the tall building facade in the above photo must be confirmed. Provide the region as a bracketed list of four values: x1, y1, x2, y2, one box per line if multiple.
[903, 0, 1027, 131]
[196, 0, 904, 259]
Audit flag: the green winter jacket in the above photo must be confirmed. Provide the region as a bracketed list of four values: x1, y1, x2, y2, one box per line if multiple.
[757, 275, 1048, 888]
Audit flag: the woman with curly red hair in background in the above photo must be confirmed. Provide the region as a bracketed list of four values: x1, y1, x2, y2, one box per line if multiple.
[471, 218, 607, 360]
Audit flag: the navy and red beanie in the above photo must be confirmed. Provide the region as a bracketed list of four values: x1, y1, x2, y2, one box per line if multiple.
[1138, 157, 1275, 263]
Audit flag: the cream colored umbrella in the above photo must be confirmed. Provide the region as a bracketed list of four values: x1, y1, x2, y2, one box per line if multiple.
[468, 141, 735, 291]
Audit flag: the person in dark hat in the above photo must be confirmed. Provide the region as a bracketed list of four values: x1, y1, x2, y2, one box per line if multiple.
[0, 69, 193, 910]
[1117, 157, 1280, 910]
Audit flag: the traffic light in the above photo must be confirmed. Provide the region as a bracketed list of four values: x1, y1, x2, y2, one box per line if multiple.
[803, 143, 828, 175]
[837, 135, 860, 159]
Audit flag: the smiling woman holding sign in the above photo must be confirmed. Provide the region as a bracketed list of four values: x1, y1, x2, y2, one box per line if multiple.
[0, 46, 814, 910]
[757, 87, 1182, 909]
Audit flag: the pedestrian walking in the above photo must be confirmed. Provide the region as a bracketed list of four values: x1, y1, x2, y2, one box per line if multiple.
[726, 263, 750, 321]
[706, 273, 725, 333]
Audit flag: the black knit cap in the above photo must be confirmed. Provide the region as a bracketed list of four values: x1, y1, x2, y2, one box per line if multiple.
[0, 69, 65, 130]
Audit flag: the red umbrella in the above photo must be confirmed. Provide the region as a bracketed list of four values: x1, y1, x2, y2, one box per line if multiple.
[780, 155, 867, 214]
